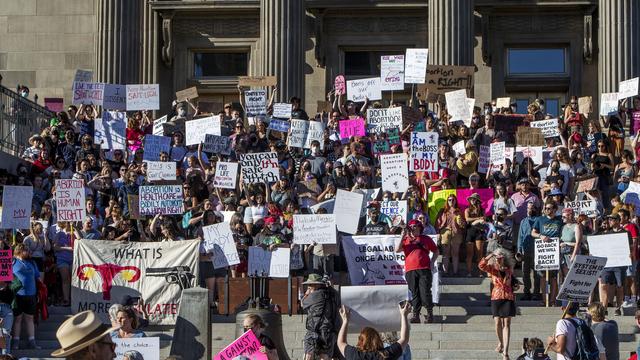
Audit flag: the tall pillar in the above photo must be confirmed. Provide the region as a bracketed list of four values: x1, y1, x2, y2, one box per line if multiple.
[259, 0, 305, 103]
[428, 0, 474, 65]
[598, 0, 640, 94]
[96, 0, 142, 84]
[141, 0, 160, 85]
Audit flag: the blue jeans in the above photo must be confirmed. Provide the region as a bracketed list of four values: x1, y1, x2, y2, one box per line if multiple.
[0, 303, 13, 354]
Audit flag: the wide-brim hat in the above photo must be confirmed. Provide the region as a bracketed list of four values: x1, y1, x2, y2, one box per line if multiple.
[51, 311, 119, 357]
[302, 273, 326, 286]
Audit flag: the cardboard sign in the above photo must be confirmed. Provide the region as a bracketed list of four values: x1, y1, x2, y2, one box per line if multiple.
[240, 152, 279, 184]
[185, 116, 221, 146]
[0, 250, 13, 281]
[287, 119, 325, 150]
[248, 247, 290, 278]
[316, 100, 332, 113]
[55, 179, 86, 222]
[334, 189, 364, 234]
[272, 103, 292, 119]
[139, 185, 184, 216]
[127, 194, 140, 220]
[74, 69, 93, 83]
[575, 175, 599, 193]
[102, 84, 126, 111]
[380, 153, 409, 193]
[202, 222, 240, 269]
[143, 135, 171, 161]
[490, 141, 506, 165]
[557, 255, 607, 302]
[618, 77, 639, 100]
[404, 48, 429, 84]
[292, 214, 336, 244]
[95, 111, 126, 150]
[587, 233, 632, 268]
[238, 76, 277, 87]
[334, 75, 346, 95]
[564, 200, 598, 218]
[418, 65, 475, 98]
[409, 132, 438, 172]
[380, 55, 405, 90]
[516, 127, 545, 146]
[380, 200, 407, 226]
[44, 97, 64, 112]
[268, 119, 290, 132]
[339, 119, 366, 140]
[126, 84, 160, 110]
[347, 77, 382, 102]
[452, 140, 466, 157]
[341, 285, 409, 333]
[530, 118, 560, 138]
[213, 162, 238, 189]
[175, 86, 198, 102]
[445, 89, 471, 124]
[214, 330, 267, 360]
[534, 237, 560, 271]
[600, 93, 619, 116]
[495, 97, 511, 109]
[245, 90, 267, 115]
[72, 82, 104, 106]
[578, 96, 592, 115]
[153, 115, 168, 136]
[1, 186, 32, 229]
[342, 235, 405, 285]
[113, 337, 160, 360]
[146, 161, 176, 181]
[366, 107, 403, 134]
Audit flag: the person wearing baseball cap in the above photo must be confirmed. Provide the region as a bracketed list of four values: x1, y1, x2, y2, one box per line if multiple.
[52, 310, 118, 359]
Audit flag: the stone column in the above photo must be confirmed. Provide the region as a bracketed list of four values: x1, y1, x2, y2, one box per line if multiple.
[428, 0, 474, 65]
[598, 0, 640, 94]
[259, 0, 305, 103]
[96, 0, 142, 84]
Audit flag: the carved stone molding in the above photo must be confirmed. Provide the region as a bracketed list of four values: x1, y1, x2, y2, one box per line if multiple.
[491, 15, 582, 33]
[325, 16, 427, 34]
[161, 11, 174, 68]
[173, 18, 259, 37]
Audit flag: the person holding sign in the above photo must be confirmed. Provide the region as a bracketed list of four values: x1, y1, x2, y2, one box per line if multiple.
[241, 314, 278, 360]
[531, 201, 563, 303]
[436, 194, 466, 276]
[11, 244, 41, 350]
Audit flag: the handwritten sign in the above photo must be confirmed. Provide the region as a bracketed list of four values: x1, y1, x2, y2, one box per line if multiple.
[175, 86, 198, 102]
[490, 141, 506, 165]
[202, 222, 240, 269]
[515, 146, 544, 166]
[126, 84, 160, 110]
[146, 161, 176, 181]
[410, 132, 438, 172]
[600, 93, 619, 116]
[113, 337, 159, 360]
[334, 189, 364, 234]
[287, 119, 325, 149]
[557, 255, 606, 302]
[534, 237, 560, 271]
[272, 103, 292, 119]
[44, 98, 64, 112]
[248, 247, 290, 278]
[618, 77, 639, 100]
[102, 84, 127, 110]
[240, 152, 279, 184]
[72, 82, 104, 105]
[201, 134, 231, 155]
[381, 55, 405, 90]
[143, 135, 171, 161]
[74, 69, 93, 83]
[293, 214, 336, 245]
[0, 250, 13, 281]
[139, 185, 184, 216]
[1, 186, 32, 229]
[530, 118, 560, 138]
[213, 162, 238, 189]
[55, 179, 86, 222]
[185, 116, 221, 146]
[245, 90, 267, 116]
[564, 199, 598, 218]
[404, 48, 429, 84]
[238, 76, 276, 87]
[495, 97, 511, 109]
[367, 107, 403, 134]
[445, 89, 471, 124]
[95, 111, 126, 150]
[516, 127, 545, 146]
[268, 119, 290, 132]
[380, 200, 407, 226]
[335, 75, 346, 95]
[418, 65, 475, 98]
[214, 330, 267, 360]
[578, 96, 592, 115]
[587, 232, 632, 268]
[576, 175, 599, 193]
[339, 118, 366, 140]
[452, 140, 466, 157]
[347, 77, 382, 102]
[153, 115, 168, 136]
[381, 153, 409, 193]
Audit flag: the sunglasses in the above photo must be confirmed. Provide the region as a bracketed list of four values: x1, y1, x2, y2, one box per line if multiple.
[544, 207, 554, 210]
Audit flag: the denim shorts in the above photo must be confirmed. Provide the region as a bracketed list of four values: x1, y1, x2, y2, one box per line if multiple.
[627, 260, 638, 277]
[56, 257, 72, 268]
[601, 267, 626, 287]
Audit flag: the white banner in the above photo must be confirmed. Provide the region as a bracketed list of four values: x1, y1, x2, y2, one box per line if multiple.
[240, 152, 280, 184]
[600, 93, 619, 116]
[409, 132, 438, 172]
[72, 239, 199, 325]
[55, 179, 86, 222]
[248, 247, 290, 278]
[143, 135, 171, 161]
[287, 119, 325, 150]
[102, 84, 127, 111]
[587, 233, 632, 268]
[245, 90, 267, 115]
[380, 200, 407, 226]
[530, 119, 560, 138]
[342, 235, 406, 285]
[185, 116, 222, 146]
[381, 153, 409, 193]
[564, 200, 598, 218]
[139, 185, 184, 216]
[126, 84, 160, 110]
[72, 82, 104, 106]
[272, 103, 291, 119]
[213, 162, 238, 189]
[618, 77, 639, 100]
[1, 186, 32, 229]
[557, 255, 606, 302]
[292, 214, 336, 244]
[366, 107, 403, 134]
[341, 285, 409, 333]
[347, 77, 382, 102]
[334, 189, 364, 234]
[380, 55, 405, 91]
[114, 337, 160, 360]
[95, 111, 126, 150]
[404, 48, 429, 84]
[202, 222, 240, 269]
[534, 237, 560, 271]
[146, 161, 176, 181]
[490, 141, 506, 165]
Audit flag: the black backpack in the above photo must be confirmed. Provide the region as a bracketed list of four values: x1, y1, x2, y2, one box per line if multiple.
[565, 318, 600, 360]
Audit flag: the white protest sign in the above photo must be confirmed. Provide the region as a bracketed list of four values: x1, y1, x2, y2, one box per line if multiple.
[490, 141, 506, 165]
[102, 84, 127, 111]
[248, 247, 290, 278]
[515, 146, 544, 166]
[152, 115, 168, 136]
[618, 77, 639, 100]
[334, 189, 364, 234]
[74, 69, 93, 82]
[202, 222, 240, 269]
[139, 185, 184, 216]
[1, 186, 32, 229]
[404, 48, 429, 84]
[342, 235, 406, 285]
[366, 107, 403, 134]
[587, 232, 632, 268]
[409, 132, 438, 172]
[341, 285, 409, 332]
[347, 77, 382, 102]
[495, 97, 511, 109]
[95, 111, 126, 150]
[185, 116, 221, 146]
[55, 179, 86, 222]
[445, 89, 470, 125]
[146, 161, 176, 181]
[203, 134, 232, 155]
[452, 140, 466, 157]
[72, 82, 104, 106]
[380, 200, 407, 226]
[564, 200, 598, 218]
[557, 255, 607, 302]
[113, 337, 160, 360]
[530, 118, 560, 138]
[213, 162, 238, 189]
[600, 93, 619, 116]
[245, 90, 267, 115]
[143, 135, 171, 161]
[287, 119, 325, 150]
[534, 237, 560, 271]
[126, 84, 160, 110]
[272, 103, 291, 119]
[380, 55, 405, 91]
[240, 152, 280, 184]
[381, 153, 409, 193]
[293, 214, 336, 244]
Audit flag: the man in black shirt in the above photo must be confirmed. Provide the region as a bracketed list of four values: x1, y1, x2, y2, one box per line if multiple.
[361, 202, 390, 235]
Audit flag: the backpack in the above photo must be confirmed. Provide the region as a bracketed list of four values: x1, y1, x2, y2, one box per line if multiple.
[565, 318, 600, 360]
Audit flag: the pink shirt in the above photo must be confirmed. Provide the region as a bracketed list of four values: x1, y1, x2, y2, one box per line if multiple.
[510, 191, 541, 222]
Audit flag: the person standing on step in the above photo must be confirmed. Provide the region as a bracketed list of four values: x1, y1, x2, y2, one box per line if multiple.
[479, 249, 518, 360]
[396, 219, 439, 324]
[301, 273, 339, 360]
[11, 244, 41, 351]
[517, 202, 541, 301]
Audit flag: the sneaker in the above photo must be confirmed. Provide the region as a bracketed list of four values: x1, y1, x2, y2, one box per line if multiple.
[27, 340, 41, 350]
[622, 299, 634, 308]
[614, 307, 622, 316]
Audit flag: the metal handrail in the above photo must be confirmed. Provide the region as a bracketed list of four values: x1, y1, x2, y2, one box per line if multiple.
[0, 84, 55, 156]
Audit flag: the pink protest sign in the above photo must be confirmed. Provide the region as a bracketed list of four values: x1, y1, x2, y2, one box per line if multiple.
[0, 250, 13, 282]
[214, 329, 267, 360]
[339, 118, 366, 140]
[335, 75, 346, 95]
[44, 98, 64, 113]
[456, 188, 494, 216]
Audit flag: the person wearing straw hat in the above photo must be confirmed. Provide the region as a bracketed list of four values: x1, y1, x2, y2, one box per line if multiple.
[301, 273, 338, 360]
[51, 310, 118, 359]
